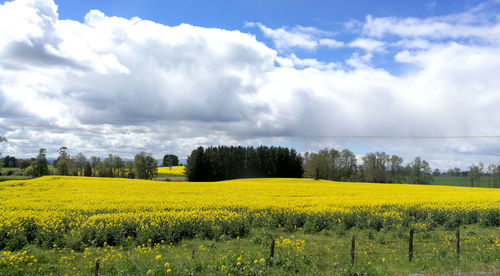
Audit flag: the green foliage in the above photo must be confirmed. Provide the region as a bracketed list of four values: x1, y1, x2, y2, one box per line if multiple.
[186, 146, 303, 181]
[26, 148, 49, 177]
[1, 226, 498, 276]
[134, 152, 158, 180]
[162, 154, 179, 167]
[468, 162, 484, 187]
[83, 161, 92, 177]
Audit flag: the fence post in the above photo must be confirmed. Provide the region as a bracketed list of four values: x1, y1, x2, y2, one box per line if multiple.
[456, 228, 460, 261]
[409, 229, 414, 262]
[94, 258, 100, 276]
[350, 236, 355, 266]
[270, 240, 275, 259]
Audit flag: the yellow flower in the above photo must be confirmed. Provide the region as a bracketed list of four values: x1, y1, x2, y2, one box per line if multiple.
[237, 261, 241, 266]
[382, 257, 386, 262]
[259, 258, 265, 263]
[155, 255, 162, 260]
[166, 268, 172, 273]
[147, 269, 152, 274]
[164, 262, 170, 267]
[254, 259, 258, 264]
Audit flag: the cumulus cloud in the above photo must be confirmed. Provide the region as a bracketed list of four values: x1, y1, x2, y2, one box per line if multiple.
[1, 0, 500, 170]
[246, 22, 344, 51]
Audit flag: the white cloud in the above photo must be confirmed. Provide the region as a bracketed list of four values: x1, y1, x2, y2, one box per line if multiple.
[246, 22, 344, 51]
[349, 38, 385, 52]
[362, 2, 500, 43]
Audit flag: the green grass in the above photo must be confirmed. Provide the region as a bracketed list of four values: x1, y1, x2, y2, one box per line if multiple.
[432, 176, 492, 188]
[0, 168, 30, 181]
[1, 225, 498, 275]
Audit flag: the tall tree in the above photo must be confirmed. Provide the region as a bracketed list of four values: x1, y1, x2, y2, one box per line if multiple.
[83, 161, 93, 177]
[186, 146, 303, 182]
[134, 152, 158, 180]
[388, 155, 404, 183]
[112, 155, 125, 177]
[409, 157, 433, 184]
[468, 163, 484, 187]
[162, 154, 179, 167]
[26, 148, 49, 177]
[90, 156, 100, 176]
[361, 152, 389, 183]
[74, 152, 87, 176]
[487, 164, 499, 188]
[56, 147, 72, 176]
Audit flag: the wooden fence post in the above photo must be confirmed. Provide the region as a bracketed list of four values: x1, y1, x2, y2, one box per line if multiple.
[456, 228, 460, 261]
[409, 229, 414, 262]
[350, 236, 355, 266]
[94, 258, 100, 276]
[270, 240, 275, 259]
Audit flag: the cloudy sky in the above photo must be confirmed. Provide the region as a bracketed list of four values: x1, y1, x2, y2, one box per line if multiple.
[1, 0, 500, 169]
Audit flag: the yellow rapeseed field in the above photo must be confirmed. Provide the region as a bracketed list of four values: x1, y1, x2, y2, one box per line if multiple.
[0, 176, 498, 248]
[157, 166, 185, 175]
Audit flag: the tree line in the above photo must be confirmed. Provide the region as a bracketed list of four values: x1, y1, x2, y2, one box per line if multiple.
[20, 147, 160, 180]
[185, 146, 303, 181]
[303, 149, 433, 184]
[1, 135, 499, 187]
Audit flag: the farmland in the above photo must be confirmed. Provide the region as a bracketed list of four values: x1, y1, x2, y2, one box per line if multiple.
[0, 176, 498, 275]
[157, 166, 186, 176]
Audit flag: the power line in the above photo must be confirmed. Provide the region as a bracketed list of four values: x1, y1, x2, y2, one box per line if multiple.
[1, 123, 500, 139]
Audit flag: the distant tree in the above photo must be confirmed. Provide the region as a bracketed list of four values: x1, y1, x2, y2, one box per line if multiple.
[90, 156, 100, 176]
[303, 149, 330, 180]
[487, 163, 500, 188]
[408, 157, 433, 184]
[388, 155, 404, 183]
[134, 152, 158, 180]
[125, 160, 135, 178]
[468, 163, 484, 187]
[56, 147, 72, 176]
[2, 155, 18, 168]
[432, 168, 441, 177]
[83, 161, 93, 177]
[185, 147, 205, 181]
[447, 167, 462, 177]
[186, 146, 303, 182]
[360, 152, 389, 183]
[303, 148, 356, 181]
[19, 159, 33, 171]
[162, 154, 179, 167]
[74, 152, 87, 176]
[112, 155, 125, 177]
[26, 148, 49, 177]
[98, 154, 115, 177]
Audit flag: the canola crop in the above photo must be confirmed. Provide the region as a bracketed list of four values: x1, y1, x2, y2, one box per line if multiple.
[0, 176, 498, 250]
[157, 166, 185, 175]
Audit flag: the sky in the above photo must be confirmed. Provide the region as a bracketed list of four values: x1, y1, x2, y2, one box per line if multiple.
[1, 0, 500, 170]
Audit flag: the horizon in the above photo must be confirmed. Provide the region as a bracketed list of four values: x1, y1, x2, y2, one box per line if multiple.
[1, 0, 500, 171]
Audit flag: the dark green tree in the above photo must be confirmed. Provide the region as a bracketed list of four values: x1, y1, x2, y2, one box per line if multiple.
[83, 161, 93, 177]
[56, 147, 72, 176]
[185, 146, 303, 182]
[26, 148, 49, 177]
[162, 154, 179, 167]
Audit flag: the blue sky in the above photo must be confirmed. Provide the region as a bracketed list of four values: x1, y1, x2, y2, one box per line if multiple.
[54, 0, 488, 73]
[1, 0, 500, 170]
